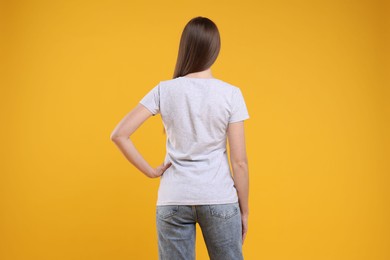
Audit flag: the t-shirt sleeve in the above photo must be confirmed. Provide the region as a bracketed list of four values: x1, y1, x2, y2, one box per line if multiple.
[229, 87, 250, 123]
[139, 83, 160, 116]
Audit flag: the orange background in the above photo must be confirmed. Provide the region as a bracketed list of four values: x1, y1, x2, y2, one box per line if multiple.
[1, 0, 389, 259]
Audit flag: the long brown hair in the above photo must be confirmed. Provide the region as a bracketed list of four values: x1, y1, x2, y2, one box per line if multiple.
[162, 17, 221, 135]
[173, 16, 221, 78]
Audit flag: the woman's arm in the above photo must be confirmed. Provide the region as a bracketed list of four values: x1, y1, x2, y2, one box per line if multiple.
[227, 121, 249, 215]
[110, 103, 171, 178]
[227, 120, 249, 244]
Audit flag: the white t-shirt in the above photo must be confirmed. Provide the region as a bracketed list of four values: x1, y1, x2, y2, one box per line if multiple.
[139, 76, 250, 205]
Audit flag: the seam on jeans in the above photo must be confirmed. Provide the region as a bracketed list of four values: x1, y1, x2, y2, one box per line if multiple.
[191, 205, 198, 222]
[209, 203, 239, 219]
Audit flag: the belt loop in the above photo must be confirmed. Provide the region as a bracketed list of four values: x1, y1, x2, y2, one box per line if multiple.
[191, 205, 198, 222]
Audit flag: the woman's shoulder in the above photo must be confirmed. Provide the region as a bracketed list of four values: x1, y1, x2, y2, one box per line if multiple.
[158, 77, 239, 91]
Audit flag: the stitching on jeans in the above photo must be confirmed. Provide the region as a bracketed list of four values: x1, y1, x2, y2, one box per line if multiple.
[209, 203, 239, 219]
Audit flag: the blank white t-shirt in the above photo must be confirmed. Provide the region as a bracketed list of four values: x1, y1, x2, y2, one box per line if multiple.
[139, 76, 250, 205]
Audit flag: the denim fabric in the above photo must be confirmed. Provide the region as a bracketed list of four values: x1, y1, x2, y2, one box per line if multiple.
[156, 202, 243, 260]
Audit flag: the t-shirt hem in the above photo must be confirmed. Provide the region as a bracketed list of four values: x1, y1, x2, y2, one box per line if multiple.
[229, 114, 250, 123]
[156, 198, 239, 206]
[139, 101, 157, 116]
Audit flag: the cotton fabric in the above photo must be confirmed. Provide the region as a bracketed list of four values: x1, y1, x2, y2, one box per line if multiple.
[139, 76, 249, 206]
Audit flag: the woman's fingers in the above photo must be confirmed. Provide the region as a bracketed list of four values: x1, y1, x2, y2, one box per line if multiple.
[164, 162, 172, 170]
[241, 214, 248, 245]
[158, 162, 172, 177]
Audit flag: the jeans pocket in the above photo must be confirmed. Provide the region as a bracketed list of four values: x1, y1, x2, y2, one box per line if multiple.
[208, 202, 239, 220]
[156, 205, 179, 219]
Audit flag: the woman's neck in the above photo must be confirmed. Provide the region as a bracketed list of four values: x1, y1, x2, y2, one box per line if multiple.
[183, 68, 214, 79]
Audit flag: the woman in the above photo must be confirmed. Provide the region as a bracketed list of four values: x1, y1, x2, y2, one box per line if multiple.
[111, 16, 250, 260]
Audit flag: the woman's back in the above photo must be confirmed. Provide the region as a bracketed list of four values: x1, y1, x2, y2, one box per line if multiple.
[139, 76, 250, 205]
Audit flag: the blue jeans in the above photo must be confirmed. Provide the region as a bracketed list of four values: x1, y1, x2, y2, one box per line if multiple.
[156, 201, 243, 260]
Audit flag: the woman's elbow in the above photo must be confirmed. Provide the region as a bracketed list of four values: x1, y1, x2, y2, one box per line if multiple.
[110, 132, 124, 142]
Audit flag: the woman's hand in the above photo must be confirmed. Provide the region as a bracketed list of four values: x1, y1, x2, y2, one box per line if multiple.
[241, 213, 248, 245]
[149, 161, 172, 178]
